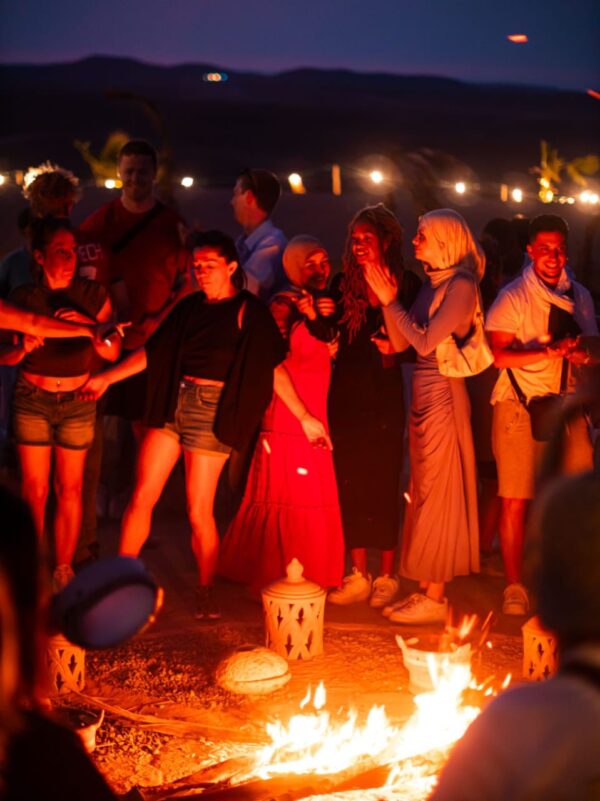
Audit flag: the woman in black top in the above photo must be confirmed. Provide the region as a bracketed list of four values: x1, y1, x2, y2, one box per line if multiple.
[7, 217, 119, 590]
[328, 205, 419, 609]
[81, 231, 331, 619]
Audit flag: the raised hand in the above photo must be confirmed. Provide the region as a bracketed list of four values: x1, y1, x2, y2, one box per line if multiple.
[315, 296, 336, 317]
[363, 263, 398, 307]
[294, 291, 317, 321]
[54, 307, 97, 326]
[22, 334, 44, 352]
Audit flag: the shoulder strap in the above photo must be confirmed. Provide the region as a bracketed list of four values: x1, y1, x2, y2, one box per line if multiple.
[506, 368, 529, 407]
[111, 202, 165, 255]
[559, 357, 569, 394]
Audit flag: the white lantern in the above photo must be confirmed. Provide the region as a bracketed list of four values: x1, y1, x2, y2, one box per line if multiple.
[522, 616, 558, 681]
[262, 558, 326, 661]
[46, 633, 85, 696]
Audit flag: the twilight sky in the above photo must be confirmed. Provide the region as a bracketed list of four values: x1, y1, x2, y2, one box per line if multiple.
[1, 0, 598, 90]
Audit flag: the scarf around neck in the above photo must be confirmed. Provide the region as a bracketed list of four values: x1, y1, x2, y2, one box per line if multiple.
[522, 263, 574, 314]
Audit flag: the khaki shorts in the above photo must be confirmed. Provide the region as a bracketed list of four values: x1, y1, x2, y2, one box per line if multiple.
[492, 399, 593, 500]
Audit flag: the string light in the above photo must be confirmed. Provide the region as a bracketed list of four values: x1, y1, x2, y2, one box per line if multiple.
[104, 179, 116, 189]
[454, 181, 466, 194]
[181, 176, 194, 188]
[370, 169, 384, 185]
[511, 187, 523, 203]
[288, 173, 305, 193]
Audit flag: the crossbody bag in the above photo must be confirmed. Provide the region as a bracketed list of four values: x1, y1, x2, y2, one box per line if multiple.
[506, 359, 572, 442]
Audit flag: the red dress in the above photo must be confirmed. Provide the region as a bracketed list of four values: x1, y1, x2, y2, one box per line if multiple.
[219, 302, 344, 592]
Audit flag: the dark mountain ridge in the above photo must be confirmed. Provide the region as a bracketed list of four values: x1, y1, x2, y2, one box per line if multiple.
[1, 56, 598, 185]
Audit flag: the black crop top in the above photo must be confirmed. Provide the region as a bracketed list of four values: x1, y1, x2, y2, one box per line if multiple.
[9, 279, 107, 377]
[150, 292, 245, 383]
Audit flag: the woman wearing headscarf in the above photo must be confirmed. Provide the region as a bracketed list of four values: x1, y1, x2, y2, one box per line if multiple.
[365, 209, 485, 623]
[219, 236, 344, 593]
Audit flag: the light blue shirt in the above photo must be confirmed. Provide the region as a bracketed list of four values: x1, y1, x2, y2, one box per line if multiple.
[237, 219, 287, 302]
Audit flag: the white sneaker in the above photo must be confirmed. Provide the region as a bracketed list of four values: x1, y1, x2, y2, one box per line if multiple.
[503, 583, 529, 616]
[382, 591, 422, 618]
[370, 575, 400, 608]
[328, 568, 372, 605]
[388, 593, 448, 624]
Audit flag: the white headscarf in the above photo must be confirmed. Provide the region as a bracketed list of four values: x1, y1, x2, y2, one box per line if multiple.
[418, 209, 486, 288]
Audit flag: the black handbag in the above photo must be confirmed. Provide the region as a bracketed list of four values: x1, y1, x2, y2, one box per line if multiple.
[507, 359, 571, 442]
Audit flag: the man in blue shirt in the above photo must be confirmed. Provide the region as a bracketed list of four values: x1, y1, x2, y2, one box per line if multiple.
[231, 168, 287, 301]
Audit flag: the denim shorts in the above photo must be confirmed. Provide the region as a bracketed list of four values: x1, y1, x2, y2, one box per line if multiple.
[162, 381, 231, 456]
[12, 376, 96, 450]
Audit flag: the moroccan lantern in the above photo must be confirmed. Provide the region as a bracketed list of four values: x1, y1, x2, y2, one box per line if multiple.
[46, 633, 85, 696]
[262, 558, 326, 661]
[522, 616, 559, 681]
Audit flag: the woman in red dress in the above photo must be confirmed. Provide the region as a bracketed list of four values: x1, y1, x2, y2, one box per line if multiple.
[219, 236, 344, 592]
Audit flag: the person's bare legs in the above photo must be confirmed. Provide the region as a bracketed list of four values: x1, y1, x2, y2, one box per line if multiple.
[120, 430, 181, 556]
[183, 450, 228, 586]
[350, 547, 367, 576]
[18, 444, 51, 541]
[424, 580, 445, 602]
[379, 549, 395, 577]
[479, 478, 501, 554]
[53, 446, 88, 567]
[498, 497, 527, 585]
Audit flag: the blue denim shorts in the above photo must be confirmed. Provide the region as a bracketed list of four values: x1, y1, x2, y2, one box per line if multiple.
[12, 376, 96, 450]
[162, 381, 231, 456]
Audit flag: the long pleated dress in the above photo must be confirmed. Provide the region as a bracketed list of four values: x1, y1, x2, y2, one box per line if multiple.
[218, 307, 345, 592]
[383, 275, 480, 583]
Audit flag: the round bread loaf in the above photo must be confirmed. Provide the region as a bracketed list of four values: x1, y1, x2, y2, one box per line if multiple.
[216, 646, 291, 695]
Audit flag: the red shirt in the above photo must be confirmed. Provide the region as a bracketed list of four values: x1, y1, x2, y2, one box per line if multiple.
[79, 198, 187, 349]
[76, 229, 110, 286]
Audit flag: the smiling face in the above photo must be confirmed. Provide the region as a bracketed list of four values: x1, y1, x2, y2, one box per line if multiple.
[34, 229, 77, 288]
[118, 154, 156, 205]
[192, 246, 238, 300]
[298, 249, 330, 291]
[527, 230, 567, 287]
[350, 222, 383, 268]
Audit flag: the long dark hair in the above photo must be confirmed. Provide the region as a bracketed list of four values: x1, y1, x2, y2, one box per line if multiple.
[339, 204, 404, 341]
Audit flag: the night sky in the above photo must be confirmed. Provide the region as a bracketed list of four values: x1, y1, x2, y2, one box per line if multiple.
[0, 0, 599, 90]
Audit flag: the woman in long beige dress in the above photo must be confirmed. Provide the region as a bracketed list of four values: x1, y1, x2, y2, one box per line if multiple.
[365, 209, 484, 624]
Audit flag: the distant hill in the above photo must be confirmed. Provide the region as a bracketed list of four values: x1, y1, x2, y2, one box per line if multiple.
[1, 56, 598, 185]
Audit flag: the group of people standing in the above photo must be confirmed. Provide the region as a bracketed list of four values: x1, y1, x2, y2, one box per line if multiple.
[0, 139, 597, 624]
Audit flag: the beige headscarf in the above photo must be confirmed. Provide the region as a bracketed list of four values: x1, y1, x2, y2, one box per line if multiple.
[282, 235, 327, 288]
[418, 209, 485, 287]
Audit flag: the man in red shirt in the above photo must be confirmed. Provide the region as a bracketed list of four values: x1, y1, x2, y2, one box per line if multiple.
[79, 140, 187, 534]
[80, 140, 187, 355]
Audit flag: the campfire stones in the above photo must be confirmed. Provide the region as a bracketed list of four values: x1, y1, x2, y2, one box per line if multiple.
[262, 558, 326, 661]
[522, 616, 559, 681]
[216, 646, 291, 695]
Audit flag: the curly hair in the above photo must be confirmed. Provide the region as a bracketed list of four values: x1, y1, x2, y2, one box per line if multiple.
[23, 163, 80, 218]
[339, 203, 404, 341]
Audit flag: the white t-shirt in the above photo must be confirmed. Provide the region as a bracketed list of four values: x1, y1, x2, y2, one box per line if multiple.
[485, 271, 597, 404]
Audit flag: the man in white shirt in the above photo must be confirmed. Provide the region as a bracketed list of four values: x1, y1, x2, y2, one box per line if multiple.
[486, 214, 597, 615]
[231, 169, 287, 301]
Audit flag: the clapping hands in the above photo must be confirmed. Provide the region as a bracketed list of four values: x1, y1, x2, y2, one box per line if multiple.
[363, 263, 398, 307]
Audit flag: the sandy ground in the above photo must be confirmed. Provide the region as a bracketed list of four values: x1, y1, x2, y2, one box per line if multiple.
[51, 479, 527, 798]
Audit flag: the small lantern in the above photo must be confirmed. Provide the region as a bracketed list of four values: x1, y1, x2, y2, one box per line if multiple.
[262, 558, 326, 661]
[46, 633, 85, 696]
[522, 616, 558, 681]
